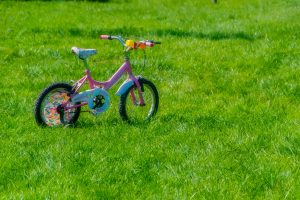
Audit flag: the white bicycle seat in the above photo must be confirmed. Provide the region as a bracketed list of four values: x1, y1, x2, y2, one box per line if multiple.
[71, 47, 97, 60]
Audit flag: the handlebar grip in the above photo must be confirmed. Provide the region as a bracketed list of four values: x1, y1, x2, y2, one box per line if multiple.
[145, 41, 154, 47]
[155, 41, 161, 44]
[100, 35, 111, 40]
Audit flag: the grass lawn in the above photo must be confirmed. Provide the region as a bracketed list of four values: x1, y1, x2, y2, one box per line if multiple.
[0, 0, 300, 198]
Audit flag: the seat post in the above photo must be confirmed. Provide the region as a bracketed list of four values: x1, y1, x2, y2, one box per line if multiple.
[83, 59, 89, 70]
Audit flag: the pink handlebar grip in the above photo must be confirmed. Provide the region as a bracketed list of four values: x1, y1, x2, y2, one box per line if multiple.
[100, 35, 110, 39]
[145, 41, 154, 47]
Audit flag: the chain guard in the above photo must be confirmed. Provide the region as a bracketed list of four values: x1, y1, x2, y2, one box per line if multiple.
[71, 88, 110, 115]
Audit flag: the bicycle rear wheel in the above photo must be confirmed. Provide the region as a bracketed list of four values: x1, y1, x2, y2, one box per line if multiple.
[34, 83, 81, 127]
[119, 77, 159, 122]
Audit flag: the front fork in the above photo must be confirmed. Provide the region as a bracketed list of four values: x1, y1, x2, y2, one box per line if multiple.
[130, 76, 145, 106]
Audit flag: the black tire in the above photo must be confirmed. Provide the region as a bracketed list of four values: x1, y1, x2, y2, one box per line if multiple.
[34, 82, 81, 127]
[119, 77, 159, 122]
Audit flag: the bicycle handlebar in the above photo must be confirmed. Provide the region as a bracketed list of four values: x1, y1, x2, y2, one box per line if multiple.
[99, 35, 161, 49]
[100, 35, 111, 40]
[100, 35, 126, 46]
[144, 40, 161, 46]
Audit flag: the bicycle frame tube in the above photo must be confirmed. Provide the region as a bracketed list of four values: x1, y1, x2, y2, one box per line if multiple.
[68, 60, 144, 109]
[103, 61, 143, 106]
[102, 60, 138, 89]
[75, 60, 140, 90]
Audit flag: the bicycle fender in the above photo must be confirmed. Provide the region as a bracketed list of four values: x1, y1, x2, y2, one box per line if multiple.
[116, 79, 134, 96]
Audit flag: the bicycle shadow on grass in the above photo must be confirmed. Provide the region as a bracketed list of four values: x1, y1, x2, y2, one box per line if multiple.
[73, 117, 153, 129]
[154, 29, 259, 41]
[31, 27, 259, 41]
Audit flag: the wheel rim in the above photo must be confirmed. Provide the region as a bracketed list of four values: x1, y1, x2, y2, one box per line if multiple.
[40, 88, 77, 127]
[125, 84, 156, 122]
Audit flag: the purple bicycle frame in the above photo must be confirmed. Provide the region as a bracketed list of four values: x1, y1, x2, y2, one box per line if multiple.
[64, 60, 145, 110]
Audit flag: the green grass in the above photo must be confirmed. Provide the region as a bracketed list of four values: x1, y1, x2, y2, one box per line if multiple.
[0, 0, 300, 199]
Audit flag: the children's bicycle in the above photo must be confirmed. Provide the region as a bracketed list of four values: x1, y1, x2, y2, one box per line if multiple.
[34, 35, 160, 127]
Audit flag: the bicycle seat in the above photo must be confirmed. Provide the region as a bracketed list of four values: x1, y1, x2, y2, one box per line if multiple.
[71, 47, 97, 60]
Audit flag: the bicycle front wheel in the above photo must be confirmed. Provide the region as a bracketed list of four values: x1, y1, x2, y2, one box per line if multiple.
[34, 83, 81, 127]
[119, 77, 159, 122]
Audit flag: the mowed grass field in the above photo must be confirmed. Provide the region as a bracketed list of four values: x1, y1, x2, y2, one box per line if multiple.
[0, 0, 300, 198]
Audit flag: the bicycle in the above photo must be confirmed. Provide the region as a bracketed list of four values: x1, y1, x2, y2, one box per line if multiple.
[34, 35, 160, 127]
